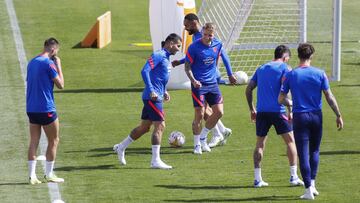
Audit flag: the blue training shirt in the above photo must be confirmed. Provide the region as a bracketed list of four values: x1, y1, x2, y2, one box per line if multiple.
[251, 61, 290, 113]
[281, 66, 330, 113]
[26, 55, 58, 112]
[185, 38, 226, 85]
[142, 48, 171, 101]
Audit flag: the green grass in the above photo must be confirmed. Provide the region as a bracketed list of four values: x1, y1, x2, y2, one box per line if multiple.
[1, 0, 360, 202]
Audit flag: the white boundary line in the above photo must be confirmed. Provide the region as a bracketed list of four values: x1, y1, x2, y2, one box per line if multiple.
[5, 0, 64, 202]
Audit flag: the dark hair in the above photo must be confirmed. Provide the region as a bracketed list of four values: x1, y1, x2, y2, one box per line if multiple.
[297, 43, 315, 60]
[274, 45, 291, 59]
[161, 41, 166, 48]
[184, 13, 199, 22]
[164, 33, 182, 44]
[44, 37, 59, 48]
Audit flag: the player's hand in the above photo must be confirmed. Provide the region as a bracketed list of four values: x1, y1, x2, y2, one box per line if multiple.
[164, 92, 170, 102]
[336, 116, 343, 131]
[51, 56, 61, 67]
[171, 60, 181, 67]
[150, 91, 158, 101]
[192, 80, 202, 88]
[250, 110, 256, 122]
[228, 74, 237, 85]
[287, 112, 293, 122]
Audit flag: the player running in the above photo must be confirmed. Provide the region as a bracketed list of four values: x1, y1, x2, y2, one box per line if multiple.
[113, 33, 182, 169]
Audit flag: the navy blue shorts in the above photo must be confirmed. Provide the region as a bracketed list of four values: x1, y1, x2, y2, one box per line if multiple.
[191, 83, 223, 107]
[256, 112, 292, 137]
[141, 100, 164, 121]
[27, 112, 58, 125]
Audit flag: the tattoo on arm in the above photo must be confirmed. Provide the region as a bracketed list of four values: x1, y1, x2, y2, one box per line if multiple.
[324, 89, 341, 117]
[185, 61, 196, 83]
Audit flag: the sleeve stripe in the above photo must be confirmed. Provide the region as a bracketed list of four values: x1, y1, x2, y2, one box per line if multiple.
[50, 63, 58, 72]
[148, 57, 155, 69]
[186, 51, 193, 64]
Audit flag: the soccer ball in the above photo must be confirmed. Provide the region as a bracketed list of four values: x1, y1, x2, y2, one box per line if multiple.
[168, 131, 185, 147]
[234, 71, 249, 84]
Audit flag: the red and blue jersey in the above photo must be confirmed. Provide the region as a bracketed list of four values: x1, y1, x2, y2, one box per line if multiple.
[281, 66, 330, 113]
[141, 48, 171, 101]
[185, 38, 228, 84]
[251, 61, 290, 113]
[26, 55, 58, 112]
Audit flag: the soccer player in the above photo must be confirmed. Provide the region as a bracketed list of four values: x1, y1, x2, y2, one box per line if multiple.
[26, 37, 64, 184]
[279, 43, 343, 200]
[245, 45, 304, 188]
[185, 23, 237, 154]
[113, 33, 182, 169]
[172, 13, 233, 148]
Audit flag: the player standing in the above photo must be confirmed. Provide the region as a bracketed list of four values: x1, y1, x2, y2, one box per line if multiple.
[245, 45, 303, 187]
[185, 23, 237, 154]
[279, 43, 343, 199]
[26, 37, 64, 184]
[173, 13, 234, 148]
[113, 33, 182, 169]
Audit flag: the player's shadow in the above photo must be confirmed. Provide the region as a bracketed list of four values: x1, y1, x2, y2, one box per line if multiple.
[320, 150, 360, 155]
[54, 164, 117, 172]
[163, 195, 297, 202]
[0, 182, 28, 186]
[85, 146, 193, 157]
[338, 84, 360, 87]
[155, 184, 253, 190]
[54, 87, 144, 94]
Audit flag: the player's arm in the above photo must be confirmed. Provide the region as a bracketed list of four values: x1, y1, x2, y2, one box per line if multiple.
[185, 46, 201, 88]
[51, 56, 64, 89]
[172, 58, 185, 67]
[164, 91, 170, 102]
[141, 55, 159, 100]
[185, 61, 201, 88]
[245, 80, 257, 122]
[323, 88, 343, 130]
[220, 48, 236, 85]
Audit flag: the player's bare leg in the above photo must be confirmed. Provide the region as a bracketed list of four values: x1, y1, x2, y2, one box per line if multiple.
[193, 107, 205, 154]
[114, 120, 152, 165]
[281, 132, 304, 186]
[253, 136, 269, 187]
[43, 119, 64, 183]
[28, 123, 42, 184]
[150, 121, 172, 169]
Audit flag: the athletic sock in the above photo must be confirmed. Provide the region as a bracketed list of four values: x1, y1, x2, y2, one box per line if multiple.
[45, 161, 55, 177]
[254, 168, 262, 181]
[200, 127, 210, 142]
[28, 160, 37, 178]
[211, 125, 222, 137]
[290, 165, 298, 178]
[120, 135, 134, 149]
[217, 120, 226, 133]
[194, 135, 201, 146]
[151, 145, 160, 162]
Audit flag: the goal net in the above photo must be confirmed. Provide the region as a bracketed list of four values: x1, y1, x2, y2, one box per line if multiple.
[198, 0, 341, 81]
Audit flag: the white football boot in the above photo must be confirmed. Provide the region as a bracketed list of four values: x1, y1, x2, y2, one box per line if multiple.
[151, 159, 172, 169]
[208, 134, 224, 148]
[201, 141, 211, 152]
[113, 144, 126, 165]
[193, 144, 202, 155]
[254, 180, 269, 188]
[220, 128, 232, 145]
[300, 187, 315, 200]
[290, 176, 304, 186]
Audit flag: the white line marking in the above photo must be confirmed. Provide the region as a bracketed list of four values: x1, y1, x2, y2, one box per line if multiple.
[5, 0, 64, 202]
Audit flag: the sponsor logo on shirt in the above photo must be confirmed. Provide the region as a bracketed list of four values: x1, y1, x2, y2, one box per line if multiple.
[203, 57, 214, 65]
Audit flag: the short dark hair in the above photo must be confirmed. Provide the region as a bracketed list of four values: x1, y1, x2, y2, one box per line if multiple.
[44, 37, 59, 48]
[165, 33, 182, 43]
[184, 13, 199, 22]
[297, 43, 315, 60]
[274, 45, 291, 59]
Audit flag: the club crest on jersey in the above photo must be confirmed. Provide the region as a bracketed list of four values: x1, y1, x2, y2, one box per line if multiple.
[200, 95, 204, 101]
[213, 47, 217, 52]
[203, 57, 214, 65]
